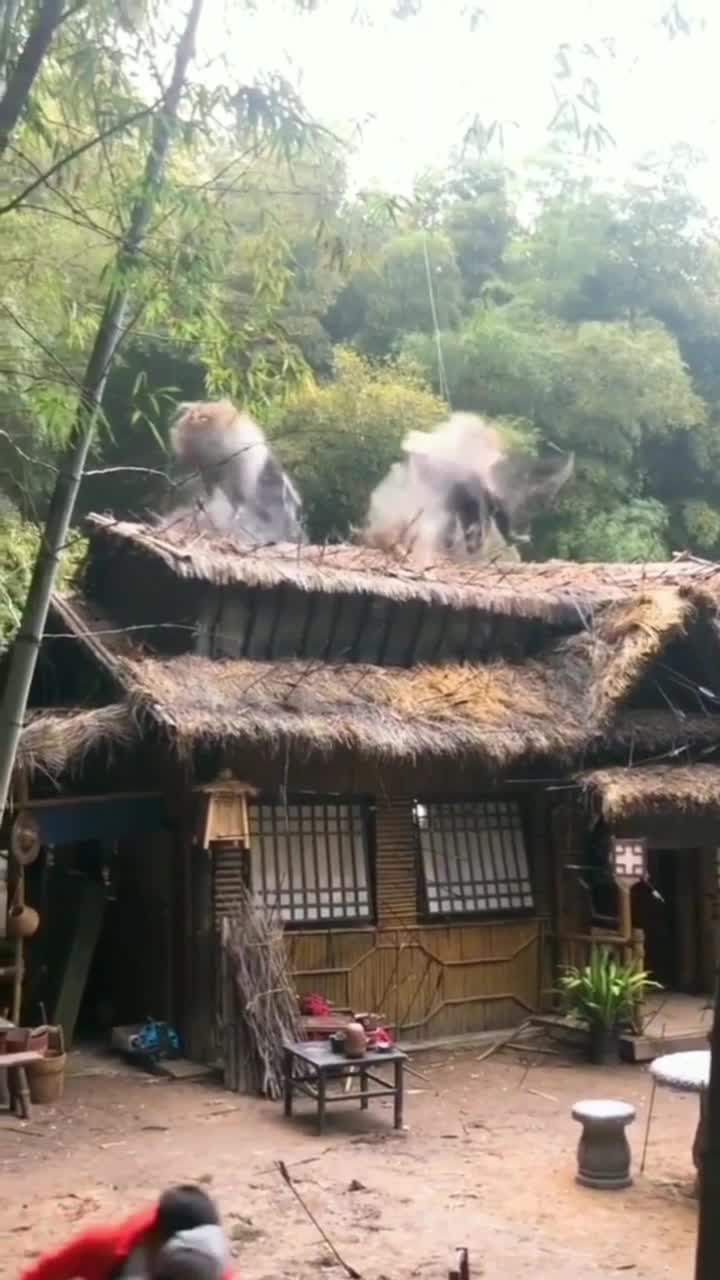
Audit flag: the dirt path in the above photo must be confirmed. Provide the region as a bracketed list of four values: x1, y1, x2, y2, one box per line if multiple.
[0, 1046, 700, 1279]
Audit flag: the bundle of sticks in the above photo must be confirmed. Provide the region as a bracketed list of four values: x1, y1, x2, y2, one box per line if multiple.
[221, 886, 303, 1097]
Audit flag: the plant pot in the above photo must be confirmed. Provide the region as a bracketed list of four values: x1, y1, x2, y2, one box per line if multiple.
[27, 1051, 66, 1104]
[589, 1023, 621, 1066]
[7, 904, 39, 940]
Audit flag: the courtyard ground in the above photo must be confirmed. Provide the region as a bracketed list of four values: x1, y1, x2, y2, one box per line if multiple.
[0, 1043, 701, 1280]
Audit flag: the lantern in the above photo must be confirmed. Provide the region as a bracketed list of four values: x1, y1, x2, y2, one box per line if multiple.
[610, 836, 647, 885]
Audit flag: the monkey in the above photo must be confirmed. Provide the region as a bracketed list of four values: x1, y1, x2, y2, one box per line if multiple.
[169, 399, 304, 544]
[363, 412, 573, 563]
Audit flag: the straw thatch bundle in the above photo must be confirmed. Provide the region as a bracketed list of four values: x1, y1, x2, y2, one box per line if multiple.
[16, 705, 137, 778]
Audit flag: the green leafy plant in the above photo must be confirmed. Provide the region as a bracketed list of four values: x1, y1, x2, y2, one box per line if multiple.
[557, 947, 660, 1031]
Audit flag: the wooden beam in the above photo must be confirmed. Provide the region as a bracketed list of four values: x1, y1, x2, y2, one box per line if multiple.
[345, 594, 370, 663]
[404, 602, 427, 667]
[53, 879, 105, 1048]
[298, 592, 319, 660]
[696, 986, 720, 1278]
[323, 595, 345, 661]
[266, 586, 287, 659]
[241, 587, 260, 658]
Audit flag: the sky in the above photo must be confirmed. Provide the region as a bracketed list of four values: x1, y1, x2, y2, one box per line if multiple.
[192, 0, 720, 202]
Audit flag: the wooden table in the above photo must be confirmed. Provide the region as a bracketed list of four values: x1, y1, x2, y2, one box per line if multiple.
[283, 1041, 407, 1135]
[650, 1049, 710, 1192]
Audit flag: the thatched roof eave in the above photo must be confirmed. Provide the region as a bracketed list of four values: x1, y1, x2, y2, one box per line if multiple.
[579, 763, 720, 822]
[84, 514, 720, 624]
[16, 704, 139, 780]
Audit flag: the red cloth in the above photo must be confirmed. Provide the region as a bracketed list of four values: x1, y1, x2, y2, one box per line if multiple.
[300, 993, 331, 1016]
[19, 1206, 234, 1280]
[367, 1027, 393, 1048]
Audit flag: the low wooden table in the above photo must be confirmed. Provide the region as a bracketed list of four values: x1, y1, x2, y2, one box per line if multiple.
[283, 1041, 407, 1136]
[0, 1051, 42, 1120]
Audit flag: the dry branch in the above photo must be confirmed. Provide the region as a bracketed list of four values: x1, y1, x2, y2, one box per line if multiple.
[221, 885, 302, 1098]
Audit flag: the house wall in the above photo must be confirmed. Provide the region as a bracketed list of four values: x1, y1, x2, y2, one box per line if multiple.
[189, 761, 552, 1058]
[202, 583, 563, 667]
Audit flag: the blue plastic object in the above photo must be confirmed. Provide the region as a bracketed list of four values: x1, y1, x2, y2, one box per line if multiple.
[129, 1017, 181, 1060]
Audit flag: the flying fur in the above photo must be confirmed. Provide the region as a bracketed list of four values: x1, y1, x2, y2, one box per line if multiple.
[363, 412, 573, 563]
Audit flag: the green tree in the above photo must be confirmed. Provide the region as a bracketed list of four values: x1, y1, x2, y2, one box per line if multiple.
[554, 498, 670, 561]
[269, 348, 445, 540]
[327, 229, 463, 357]
[404, 300, 705, 556]
[0, 506, 85, 650]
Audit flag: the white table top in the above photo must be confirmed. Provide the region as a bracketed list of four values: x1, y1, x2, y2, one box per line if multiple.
[650, 1050, 710, 1091]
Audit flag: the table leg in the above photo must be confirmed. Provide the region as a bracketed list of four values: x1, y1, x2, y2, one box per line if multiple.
[360, 1069, 368, 1111]
[0, 1067, 8, 1110]
[12, 1067, 31, 1121]
[317, 1072, 326, 1136]
[394, 1059, 404, 1131]
[693, 1088, 708, 1196]
[283, 1049, 294, 1119]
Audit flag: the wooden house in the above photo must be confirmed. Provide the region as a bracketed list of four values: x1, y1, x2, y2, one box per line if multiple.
[8, 515, 720, 1060]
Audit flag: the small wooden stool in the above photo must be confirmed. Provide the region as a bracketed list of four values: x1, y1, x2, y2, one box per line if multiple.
[572, 1099, 636, 1189]
[0, 1051, 42, 1121]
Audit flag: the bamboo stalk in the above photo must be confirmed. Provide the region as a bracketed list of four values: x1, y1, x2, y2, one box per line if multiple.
[0, 0, 205, 829]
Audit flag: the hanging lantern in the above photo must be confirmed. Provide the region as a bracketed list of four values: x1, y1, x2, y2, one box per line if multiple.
[195, 773, 257, 850]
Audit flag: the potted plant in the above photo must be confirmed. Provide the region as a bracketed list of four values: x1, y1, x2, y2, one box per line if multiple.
[557, 947, 660, 1065]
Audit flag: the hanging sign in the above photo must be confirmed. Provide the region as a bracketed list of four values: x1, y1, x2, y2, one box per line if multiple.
[610, 836, 647, 885]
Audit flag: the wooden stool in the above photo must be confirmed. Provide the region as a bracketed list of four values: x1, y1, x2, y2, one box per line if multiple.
[572, 1099, 636, 1189]
[0, 1051, 42, 1121]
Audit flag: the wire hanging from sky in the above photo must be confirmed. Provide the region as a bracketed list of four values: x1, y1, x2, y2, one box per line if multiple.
[422, 229, 451, 408]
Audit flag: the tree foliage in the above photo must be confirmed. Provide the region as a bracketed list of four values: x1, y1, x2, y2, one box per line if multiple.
[269, 348, 445, 541]
[2, 0, 720, 585]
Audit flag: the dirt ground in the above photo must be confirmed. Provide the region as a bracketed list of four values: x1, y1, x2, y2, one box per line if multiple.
[0, 1043, 702, 1280]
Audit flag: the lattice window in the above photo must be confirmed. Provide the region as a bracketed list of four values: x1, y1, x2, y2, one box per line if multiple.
[415, 799, 534, 917]
[249, 800, 372, 925]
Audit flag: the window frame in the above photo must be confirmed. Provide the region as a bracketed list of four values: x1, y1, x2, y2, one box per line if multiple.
[413, 795, 536, 923]
[248, 793, 376, 930]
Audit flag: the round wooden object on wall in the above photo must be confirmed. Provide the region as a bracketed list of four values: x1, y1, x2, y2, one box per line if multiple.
[10, 811, 41, 866]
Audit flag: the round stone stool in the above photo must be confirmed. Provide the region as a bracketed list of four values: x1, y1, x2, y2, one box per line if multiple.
[571, 1099, 636, 1189]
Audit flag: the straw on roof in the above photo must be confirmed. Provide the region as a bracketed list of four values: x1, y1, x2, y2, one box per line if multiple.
[585, 589, 695, 719]
[579, 764, 720, 821]
[110, 588, 714, 766]
[16, 705, 137, 779]
[84, 515, 720, 623]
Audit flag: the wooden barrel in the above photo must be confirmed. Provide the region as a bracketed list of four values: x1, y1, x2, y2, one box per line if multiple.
[27, 1051, 66, 1104]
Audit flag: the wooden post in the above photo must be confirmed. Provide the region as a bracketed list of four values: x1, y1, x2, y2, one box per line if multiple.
[695, 989, 720, 1278]
[10, 867, 23, 1025]
[617, 881, 632, 951]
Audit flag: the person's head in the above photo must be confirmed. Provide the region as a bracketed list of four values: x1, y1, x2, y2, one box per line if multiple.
[144, 1186, 225, 1280]
[153, 1225, 229, 1280]
[155, 1187, 221, 1243]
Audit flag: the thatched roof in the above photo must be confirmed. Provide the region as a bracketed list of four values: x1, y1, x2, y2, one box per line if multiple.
[84, 515, 720, 624]
[16, 705, 138, 779]
[579, 764, 720, 821]
[95, 587, 713, 767]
